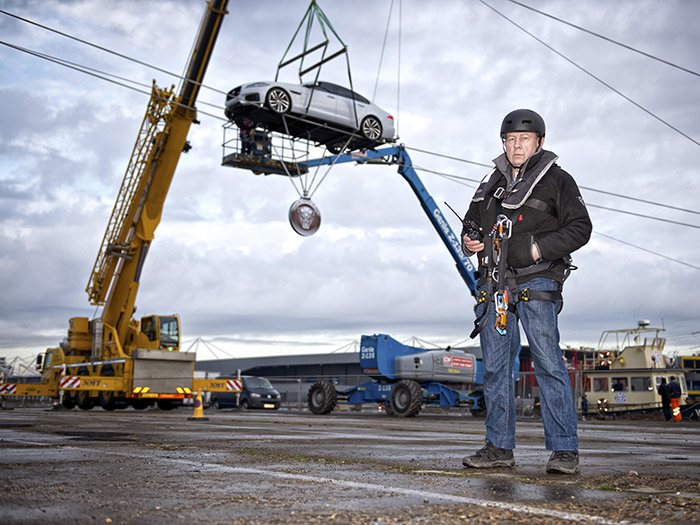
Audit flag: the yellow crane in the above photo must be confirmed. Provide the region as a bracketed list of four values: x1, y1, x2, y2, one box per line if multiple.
[1, 0, 240, 410]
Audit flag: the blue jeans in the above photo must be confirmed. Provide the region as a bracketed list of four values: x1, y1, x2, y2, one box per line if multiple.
[477, 277, 578, 451]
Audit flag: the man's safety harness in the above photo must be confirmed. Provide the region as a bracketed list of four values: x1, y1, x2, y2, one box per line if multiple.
[469, 190, 574, 339]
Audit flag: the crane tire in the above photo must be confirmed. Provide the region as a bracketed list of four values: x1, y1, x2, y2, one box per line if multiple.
[390, 379, 422, 417]
[76, 366, 94, 411]
[308, 381, 337, 415]
[99, 366, 117, 411]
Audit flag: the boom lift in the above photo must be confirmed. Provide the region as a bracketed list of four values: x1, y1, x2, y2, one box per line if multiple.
[295, 145, 495, 416]
[1, 0, 240, 409]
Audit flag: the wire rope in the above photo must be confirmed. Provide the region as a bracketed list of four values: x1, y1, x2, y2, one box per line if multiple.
[477, 0, 700, 149]
[0, 40, 228, 120]
[4, 12, 698, 229]
[587, 204, 700, 230]
[0, 9, 227, 96]
[8, 33, 698, 232]
[6, 7, 697, 219]
[593, 231, 700, 271]
[396, 0, 402, 138]
[505, 0, 700, 78]
[406, 145, 700, 217]
[372, 0, 394, 101]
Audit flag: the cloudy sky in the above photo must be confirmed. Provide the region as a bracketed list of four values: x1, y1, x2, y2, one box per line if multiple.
[1, 0, 699, 365]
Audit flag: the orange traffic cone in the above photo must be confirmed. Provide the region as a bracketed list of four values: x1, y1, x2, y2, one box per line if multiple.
[187, 390, 209, 421]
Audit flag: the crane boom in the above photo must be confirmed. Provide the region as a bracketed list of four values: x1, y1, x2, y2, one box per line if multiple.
[86, 0, 228, 351]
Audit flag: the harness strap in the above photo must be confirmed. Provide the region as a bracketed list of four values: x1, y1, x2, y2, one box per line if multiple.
[470, 289, 491, 339]
[518, 287, 562, 304]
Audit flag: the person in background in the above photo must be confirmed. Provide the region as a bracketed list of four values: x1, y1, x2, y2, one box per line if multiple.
[658, 377, 672, 421]
[668, 376, 682, 422]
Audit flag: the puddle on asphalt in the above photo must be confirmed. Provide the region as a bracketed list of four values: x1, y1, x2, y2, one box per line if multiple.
[413, 469, 616, 503]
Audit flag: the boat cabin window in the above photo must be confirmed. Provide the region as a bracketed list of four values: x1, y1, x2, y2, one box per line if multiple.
[611, 377, 628, 392]
[592, 377, 608, 392]
[631, 376, 653, 392]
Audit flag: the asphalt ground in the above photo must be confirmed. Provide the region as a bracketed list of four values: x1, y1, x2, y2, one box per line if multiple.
[1, 405, 699, 524]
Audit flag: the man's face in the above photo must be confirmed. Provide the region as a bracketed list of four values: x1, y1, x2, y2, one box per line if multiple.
[503, 131, 541, 168]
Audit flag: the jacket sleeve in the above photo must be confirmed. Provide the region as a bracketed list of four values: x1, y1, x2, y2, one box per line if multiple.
[533, 170, 592, 261]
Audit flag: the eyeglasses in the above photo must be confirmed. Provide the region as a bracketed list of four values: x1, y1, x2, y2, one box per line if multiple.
[503, 134, 535, 146]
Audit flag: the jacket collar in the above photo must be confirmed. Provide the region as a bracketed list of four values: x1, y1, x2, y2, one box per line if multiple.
[472, 149, 558, 209]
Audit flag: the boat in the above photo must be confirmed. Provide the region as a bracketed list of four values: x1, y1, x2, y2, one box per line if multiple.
[578, 321, 688, 416]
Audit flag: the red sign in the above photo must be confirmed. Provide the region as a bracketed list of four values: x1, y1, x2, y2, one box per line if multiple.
[442, 355, 473, 369]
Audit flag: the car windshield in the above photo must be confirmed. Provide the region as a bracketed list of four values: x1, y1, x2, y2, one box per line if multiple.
[246, 377, 273, 389]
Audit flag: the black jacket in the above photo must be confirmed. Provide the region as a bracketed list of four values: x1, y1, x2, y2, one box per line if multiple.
[462, 149, 592, 284]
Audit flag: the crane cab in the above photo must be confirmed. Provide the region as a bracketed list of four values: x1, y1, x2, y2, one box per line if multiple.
[139, 315, 181, 352]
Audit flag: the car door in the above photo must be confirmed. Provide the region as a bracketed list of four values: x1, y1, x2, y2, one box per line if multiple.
[304, 82, 337, 123]
[332, 84, 365, 129]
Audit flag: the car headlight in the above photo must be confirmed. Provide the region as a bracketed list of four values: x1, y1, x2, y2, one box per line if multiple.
[246, 82, 269, 88]
[251, 393, 261, 398]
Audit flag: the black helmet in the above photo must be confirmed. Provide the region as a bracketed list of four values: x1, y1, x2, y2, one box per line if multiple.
[500, 109, 545, 139]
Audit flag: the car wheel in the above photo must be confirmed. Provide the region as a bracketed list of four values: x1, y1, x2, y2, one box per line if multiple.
[360, 116, 382, 140]
[266, 87, 291, 114]
[211, 398, 220, 410]
[240, 398, 250, 410]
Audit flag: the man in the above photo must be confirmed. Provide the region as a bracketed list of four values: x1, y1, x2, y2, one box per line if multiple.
[658, 377, 672, 421]
[461, 109, 592, 474]
[668, 376, 682, 421]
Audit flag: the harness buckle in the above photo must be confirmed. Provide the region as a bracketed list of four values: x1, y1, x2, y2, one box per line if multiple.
[493, 187, 507, 199]
[494, 289, 509, 336]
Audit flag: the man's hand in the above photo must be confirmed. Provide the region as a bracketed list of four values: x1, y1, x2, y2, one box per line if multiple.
[463, 234, 485, 253]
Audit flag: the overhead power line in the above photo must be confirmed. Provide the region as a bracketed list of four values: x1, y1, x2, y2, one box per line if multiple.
[593, 231, 700, 271]
[0, 9, 227, 96]
[5, 6, 698, 218]
[587, 203, 700, 230]
[580, 186, 699, 217]
[407, 147, 699, 218]
[505, 0, 700, 78]
[477, 0, 700, 149]
[4, 9, 698, 228]
[0, 40, 228, 122]
[6, 35, 698, 231]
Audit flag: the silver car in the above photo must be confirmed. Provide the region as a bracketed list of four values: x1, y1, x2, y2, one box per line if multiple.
[225, 80, 395, 152]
